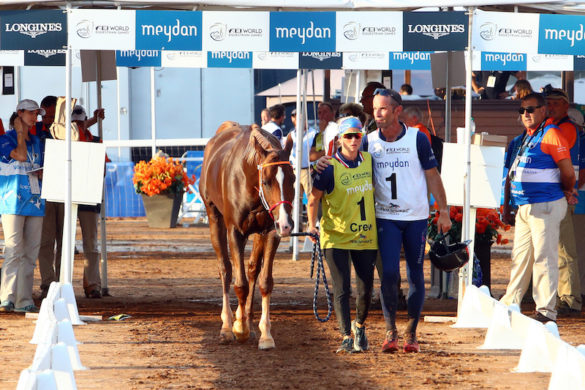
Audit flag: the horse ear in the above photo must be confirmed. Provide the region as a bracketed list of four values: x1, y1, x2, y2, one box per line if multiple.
[245, 128, 276, 165]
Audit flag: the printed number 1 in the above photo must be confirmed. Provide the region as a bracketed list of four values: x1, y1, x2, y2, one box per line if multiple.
[385, 173, 397, 199]
[357, 197, 366, 221]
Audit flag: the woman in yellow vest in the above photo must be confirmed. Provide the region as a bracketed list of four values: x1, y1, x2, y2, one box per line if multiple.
[307, 116, 377, 353]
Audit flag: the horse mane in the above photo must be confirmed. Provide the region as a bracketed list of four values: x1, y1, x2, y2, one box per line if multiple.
[216, 121, 240, 135]
[244, 127, 282, 166]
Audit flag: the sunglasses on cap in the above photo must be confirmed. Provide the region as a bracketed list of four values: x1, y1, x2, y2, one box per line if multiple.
[518, 105, 542, 115]
[373, 88, 402, 105]
[342, 133, 363, 140]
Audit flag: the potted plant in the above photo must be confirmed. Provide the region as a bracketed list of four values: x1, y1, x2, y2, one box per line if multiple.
[428, 206, 510, 289]
[133, 156, 195, 228]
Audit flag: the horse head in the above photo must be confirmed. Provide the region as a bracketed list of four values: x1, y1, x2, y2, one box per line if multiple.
[245, 128, 295, 237]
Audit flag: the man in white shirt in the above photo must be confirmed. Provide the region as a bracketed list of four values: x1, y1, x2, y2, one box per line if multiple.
[261, 104, 286, 144]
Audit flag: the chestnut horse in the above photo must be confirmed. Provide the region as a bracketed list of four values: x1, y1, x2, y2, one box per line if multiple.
[199, 122, 295, 350]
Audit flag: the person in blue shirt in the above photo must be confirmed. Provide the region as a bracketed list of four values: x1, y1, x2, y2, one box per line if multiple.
[0, 100, 46, 313]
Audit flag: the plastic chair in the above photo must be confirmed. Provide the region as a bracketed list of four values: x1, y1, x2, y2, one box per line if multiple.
[178, 150, 207, 225]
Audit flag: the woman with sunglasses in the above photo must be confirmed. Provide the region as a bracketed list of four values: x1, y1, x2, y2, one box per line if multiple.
[307, 116, 377, 354]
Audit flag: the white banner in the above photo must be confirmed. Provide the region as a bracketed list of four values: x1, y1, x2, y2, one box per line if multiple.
[472, 10, 539, 54]
[343, 52, 388, 70]
[336, 12, 402, 52]
[161, 51, 207, 68]
[253, 51, 298, 69]
[202, 11, 269, 52]
[69, 9, 135, 50]
[0, 50, 24, 66]
[527, 53, 573, 71]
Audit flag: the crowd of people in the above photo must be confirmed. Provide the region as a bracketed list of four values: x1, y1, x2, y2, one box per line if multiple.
[259, 78, 584, 353]
[0, 96, 106, 314]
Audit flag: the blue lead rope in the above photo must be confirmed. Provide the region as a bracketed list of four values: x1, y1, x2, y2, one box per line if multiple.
[290, 232, 333, 322]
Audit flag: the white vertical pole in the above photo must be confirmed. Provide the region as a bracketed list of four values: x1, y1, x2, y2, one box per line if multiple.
[292, 69, 304, 260]
[116, 68, 122, 160]
[150, 67, 156, 158]
[355, 70, 361, 103]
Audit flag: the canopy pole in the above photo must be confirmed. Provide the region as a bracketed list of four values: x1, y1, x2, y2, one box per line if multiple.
[150, 67, 156, 158]
[116, 68, 122, 160]
[311, 71, 316, 121]
[292, 69, 304, 261]
[444, 52, 452, 143]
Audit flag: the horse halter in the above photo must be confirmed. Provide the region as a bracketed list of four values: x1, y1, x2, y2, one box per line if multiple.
[257, 161, 293, 220]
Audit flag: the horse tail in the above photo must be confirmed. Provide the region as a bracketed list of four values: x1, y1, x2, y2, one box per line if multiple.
[216, 121, 240, 135]
[244, 128, 281, 166]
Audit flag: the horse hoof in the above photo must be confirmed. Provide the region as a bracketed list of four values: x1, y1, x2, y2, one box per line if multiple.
[258, 337, 275, 350]
[219, 329, 235, 345]
[232, 320, 250, 343]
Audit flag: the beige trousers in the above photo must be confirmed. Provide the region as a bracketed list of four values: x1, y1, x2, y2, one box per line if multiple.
[0, 214, 43, 308]
[572, 213, 585, 297]
[78, 210, 101, 293]
[557, 204, 581, 310]
[500, 198, 567, 320]
[37, 201, 64, 289]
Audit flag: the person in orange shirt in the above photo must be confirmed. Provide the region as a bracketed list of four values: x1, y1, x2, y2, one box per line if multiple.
[402, 106, 432, 145]
[544, 88, 582, 315]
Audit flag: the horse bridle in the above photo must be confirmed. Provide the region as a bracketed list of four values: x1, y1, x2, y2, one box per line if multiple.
[257, 161, 293, 220]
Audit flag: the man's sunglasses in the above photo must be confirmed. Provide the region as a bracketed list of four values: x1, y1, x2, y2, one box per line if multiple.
[373, 88, 402, 105]
[343, 133, 363, 140]
[518, 105, 542, 115]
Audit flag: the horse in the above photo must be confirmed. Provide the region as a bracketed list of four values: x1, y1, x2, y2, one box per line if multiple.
[199, 122, 295, 350]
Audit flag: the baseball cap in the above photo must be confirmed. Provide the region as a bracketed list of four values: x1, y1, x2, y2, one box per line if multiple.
[568, 107, 585, 127]
[16, 99, 45, 116]
[544, 88, 569, 103]
[338, 116, 363, 136]
[71, 105, 87, 121]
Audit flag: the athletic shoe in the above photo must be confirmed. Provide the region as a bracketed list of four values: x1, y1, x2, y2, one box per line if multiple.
[530, 311, 556, 324]
[85, 289, 102, 299]
[351, 320, 368, 352]
[0, 301, 14, 312]
[14, 304, 39, 313]
[381, 330, 399, 353]
[556, 301, 580, 317]
[403, 333, 420, 353]
[336, 337, 354, 354]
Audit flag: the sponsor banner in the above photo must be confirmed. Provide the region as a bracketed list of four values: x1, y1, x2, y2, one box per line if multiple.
[388, 51, 431, 70]
[161, 51, 206, 68]
[116, 50, 161, 67]
[299, 52, 342, 69]
[343, 52, 388, 70]
[527, 53, 573, 71]
[0, 10, 66, 50]
[203, 11, 269, 52]
[207, 51, 252, 68]
[403, 11, 467, 51]
[0, 50, 24, 66]
[472, 10, 538, 54]
[480, 52, 526, 71]
[336, 12, 402, 52]
[574, 56, 585, 71]
[69, 9, 135, 50]
[270, 12, 335, 52]
[135, 11, 201, 51]
[24, 49, 65, 66]
[253, 52, 298, 69]
[538, 14, 585, 55]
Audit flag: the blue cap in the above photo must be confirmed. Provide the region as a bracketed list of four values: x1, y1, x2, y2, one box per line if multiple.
[338, 116, 362, 135]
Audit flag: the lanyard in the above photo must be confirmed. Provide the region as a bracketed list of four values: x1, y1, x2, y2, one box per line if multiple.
[509, 121, 546, 181]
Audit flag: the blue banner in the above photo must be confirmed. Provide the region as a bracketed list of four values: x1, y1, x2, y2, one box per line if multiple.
[0, 10, 66, 50]
[116, 50, 161, 67]
[299, 52, 341, 69]
[135, 10, 202, 51]
[538, 14, 585, 55]
[269, 12, 335, 52]
[480, 52, 526, 71]
[389, 51, 431, 70]
[207, 51, 252, 68]
[403, 12, 467, 51]
[24, 49, 65, 66]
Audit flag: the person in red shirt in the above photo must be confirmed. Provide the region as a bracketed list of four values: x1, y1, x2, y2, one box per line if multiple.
[402, 106, 432, 145]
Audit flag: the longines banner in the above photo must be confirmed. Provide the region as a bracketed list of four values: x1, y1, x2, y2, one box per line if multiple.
[270, 12, 336, 53]
[0, 10, 66, 50]
[203, 12, 268, 52]
[402, 12, 467, 52]
[253, 51, 299, 69]
[335, 12, 402, 52]
[135, 11, 201, 51]
[69, 9, 135, 50]
[472, 11, 538, 54]
[24, 49, 66, 66]
[299, 52, 342, 69]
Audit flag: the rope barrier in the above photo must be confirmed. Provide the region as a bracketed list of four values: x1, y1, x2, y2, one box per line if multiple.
[290, 232, 332, 322]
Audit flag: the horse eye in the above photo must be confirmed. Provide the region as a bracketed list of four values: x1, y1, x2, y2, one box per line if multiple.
[262, 180, 268, 186]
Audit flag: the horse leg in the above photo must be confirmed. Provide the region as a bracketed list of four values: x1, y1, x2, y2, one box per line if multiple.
[245, 234, 265, 342]
[257, 230, 280, 350]
[227, 226, 250, 343]
[207, 206, 234, 344]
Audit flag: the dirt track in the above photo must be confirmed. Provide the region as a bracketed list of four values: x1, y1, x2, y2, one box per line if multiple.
[0, 219, 583, 389]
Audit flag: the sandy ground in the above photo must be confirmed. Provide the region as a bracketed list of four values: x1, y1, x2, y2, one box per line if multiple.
[0, 219, 583, 389]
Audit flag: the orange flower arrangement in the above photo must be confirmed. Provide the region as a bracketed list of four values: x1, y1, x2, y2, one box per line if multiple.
[133, 156, 195, 197]
[428, 206, 511, 245]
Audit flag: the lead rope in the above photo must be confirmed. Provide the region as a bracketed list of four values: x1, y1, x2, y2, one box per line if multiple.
[290, 232, 332, 322]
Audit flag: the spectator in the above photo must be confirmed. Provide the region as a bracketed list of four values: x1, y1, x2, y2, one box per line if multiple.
[309, 102, 336, 162]
[472, 71, 522, 99]
[402, 106, 432, 145]
[360, 81, 386, 133]
[500, 93, 576, 323]
[260, 108, 270, 127]
[0, 99, 46, 313]
[284, 109, 317, 204]
[400, 83, 413, 96]
[261, 104, 285, 144]
[510, 80, 534, 100]
[339, 102, 366, 126]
